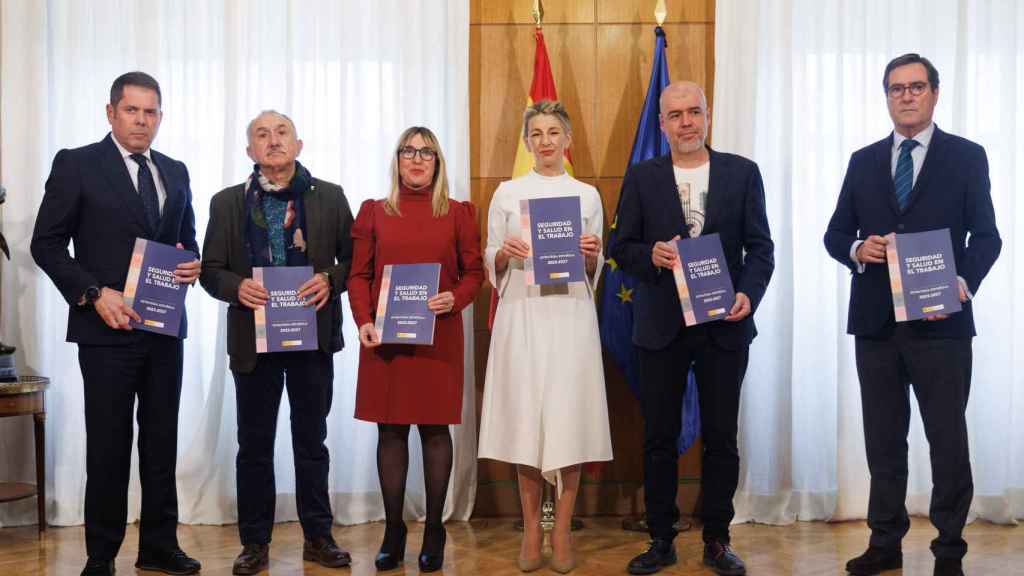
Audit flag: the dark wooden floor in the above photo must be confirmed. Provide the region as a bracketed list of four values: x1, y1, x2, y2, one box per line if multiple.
[0, 517, 1019, 575]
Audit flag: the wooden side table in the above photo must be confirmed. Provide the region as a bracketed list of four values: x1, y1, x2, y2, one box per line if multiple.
[0, 375, 49, 534]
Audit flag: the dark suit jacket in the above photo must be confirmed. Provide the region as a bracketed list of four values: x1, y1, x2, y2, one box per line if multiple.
[31, 134, 199, 343]
[608, 150, 775, 351]
[824, 126, 1001, 339]
[199, 177, 353, 373]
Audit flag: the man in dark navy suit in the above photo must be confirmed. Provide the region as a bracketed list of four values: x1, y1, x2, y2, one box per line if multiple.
[31, 72, 202, 576]
[825, 54, 1001, 576]
[610, 81, 774, 576]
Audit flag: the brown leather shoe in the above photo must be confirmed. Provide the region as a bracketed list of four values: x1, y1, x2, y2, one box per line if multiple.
[303, 535, 351, 568]
[232, 544, 269, 575]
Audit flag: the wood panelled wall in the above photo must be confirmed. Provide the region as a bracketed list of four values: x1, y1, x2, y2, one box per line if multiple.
[469, 0, 716, 516]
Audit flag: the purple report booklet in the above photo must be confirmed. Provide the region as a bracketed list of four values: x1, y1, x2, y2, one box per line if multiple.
[253, 266, 318, 353]
[885, 228, 961, 322]
[123, 238, 194, 337]
[374, 263, 441, 345]
[673, 233, 735, 326]
[519, 195, 584, 285]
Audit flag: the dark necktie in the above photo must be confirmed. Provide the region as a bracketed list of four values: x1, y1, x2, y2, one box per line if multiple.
[893, 139, 919, 211]
[130, 153, 161, 233]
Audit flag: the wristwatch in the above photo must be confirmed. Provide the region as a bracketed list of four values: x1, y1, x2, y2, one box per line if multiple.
[320, 271, 332, 289]
[82, 285, 101, 306]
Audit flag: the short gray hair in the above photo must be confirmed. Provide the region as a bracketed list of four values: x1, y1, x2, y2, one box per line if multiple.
[522, 100, 572, 140]
[246, 110, 298, 141]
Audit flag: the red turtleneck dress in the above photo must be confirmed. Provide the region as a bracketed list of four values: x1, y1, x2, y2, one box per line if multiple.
[348, 186, 484, 424]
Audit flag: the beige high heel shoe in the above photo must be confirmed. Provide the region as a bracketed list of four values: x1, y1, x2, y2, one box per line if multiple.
[518, 523, 545, 572]
[549, 532, 576, 574]
[517, 554, 545, 572]
[549, 550, 576, 574]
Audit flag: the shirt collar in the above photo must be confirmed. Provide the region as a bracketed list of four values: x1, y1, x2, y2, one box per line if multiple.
[110, 132, 152, 161]
[893, 122, 935, 151]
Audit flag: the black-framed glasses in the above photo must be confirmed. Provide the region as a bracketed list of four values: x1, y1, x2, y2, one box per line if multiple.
[887, 81, 930, 99]
[398, 146, 436, 161]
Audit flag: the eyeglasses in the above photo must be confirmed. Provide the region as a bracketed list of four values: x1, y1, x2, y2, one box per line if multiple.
[397, 146, 436, 161]
[887, 82, 930, 99]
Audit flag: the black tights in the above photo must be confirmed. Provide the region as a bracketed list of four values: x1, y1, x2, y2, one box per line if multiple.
[377, 423, 452, 552]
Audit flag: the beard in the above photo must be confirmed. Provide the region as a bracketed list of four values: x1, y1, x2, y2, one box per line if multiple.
[673, 135, 705, 155]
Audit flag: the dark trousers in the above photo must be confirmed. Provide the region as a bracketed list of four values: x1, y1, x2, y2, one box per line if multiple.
[232, 350, 334, 545]
[79, 335, 183, 560]
[855, 324, 973, 560]
[637, 326, 748, 543]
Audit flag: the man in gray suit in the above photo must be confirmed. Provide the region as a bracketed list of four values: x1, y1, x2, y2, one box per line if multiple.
[199, 111, 353, 575]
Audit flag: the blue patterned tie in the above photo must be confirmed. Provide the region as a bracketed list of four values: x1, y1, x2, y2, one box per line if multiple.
[130, 153, 161, 233]
[893, 139, 919, 211]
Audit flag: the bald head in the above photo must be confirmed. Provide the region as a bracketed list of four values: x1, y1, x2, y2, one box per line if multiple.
[659, 81, 708, 114]
[658, 81, 710, 161]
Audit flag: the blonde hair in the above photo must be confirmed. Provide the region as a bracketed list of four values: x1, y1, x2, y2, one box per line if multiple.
[385, 126, 450, 217]
[522, 100, 572, 140]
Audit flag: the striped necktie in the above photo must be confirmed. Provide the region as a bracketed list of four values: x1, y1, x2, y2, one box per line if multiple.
[893, 139, 919, 211]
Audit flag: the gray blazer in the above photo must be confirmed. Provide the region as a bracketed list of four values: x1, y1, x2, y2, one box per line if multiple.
[200, 177, 353, 373]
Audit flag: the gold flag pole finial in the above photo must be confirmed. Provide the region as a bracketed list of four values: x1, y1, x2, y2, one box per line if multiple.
[532, 0, 544, 28]
[654, 0, 667, 26]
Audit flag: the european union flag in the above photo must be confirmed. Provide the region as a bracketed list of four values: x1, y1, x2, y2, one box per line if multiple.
[599, 26, 700, 455]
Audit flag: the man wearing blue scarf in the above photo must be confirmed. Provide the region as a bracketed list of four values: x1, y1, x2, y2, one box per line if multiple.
[200, 110, 354, 575]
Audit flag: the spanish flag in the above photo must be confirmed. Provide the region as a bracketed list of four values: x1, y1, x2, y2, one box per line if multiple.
[510, 27, 574, 178]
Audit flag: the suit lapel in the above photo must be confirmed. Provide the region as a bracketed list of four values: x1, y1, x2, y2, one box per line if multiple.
[902, 126, 946, 213]
[234, 184, 254, 271]
[876, 134, 900, 214]
[703, 148, 724, 234]
[654, 155, 688, 238]
[151, 151, 180, 241]
[99, 134, 151, 235]
[304, 179, 323, 266]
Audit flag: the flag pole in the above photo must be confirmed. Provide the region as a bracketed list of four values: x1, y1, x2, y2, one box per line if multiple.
[527, 0, 585, 536]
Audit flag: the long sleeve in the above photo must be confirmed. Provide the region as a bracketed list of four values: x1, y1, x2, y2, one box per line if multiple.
[608, 166, 659, 283]
[584, 186, 606, 291]
[325, 185, 354, 296]
[199, 192, 244, 304]
[30, 149, 98, 305]
[824, 155, 863, 272]
[347, 199, 377, 327]
[176, 162, 200, 257]
[734, 163, 774, 311]
[450, 200, 484, 313]
[483, 183, 511, 294]
[959, 146, 1001, 294]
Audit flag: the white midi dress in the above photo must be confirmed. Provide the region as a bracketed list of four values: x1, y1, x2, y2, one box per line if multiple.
[477, 170, 613, 486]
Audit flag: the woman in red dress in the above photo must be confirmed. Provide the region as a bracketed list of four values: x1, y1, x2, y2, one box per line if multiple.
[348, 126, 483, 572]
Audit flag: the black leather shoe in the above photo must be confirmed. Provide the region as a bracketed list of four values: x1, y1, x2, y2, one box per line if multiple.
[627, 539, 677, 575]
[135, 548, 201, 575]
[80, 558, 115, 576]
[845, 547, 902, 575]
[418, 523, 446, 572]
[934, 558, 964, 576]
[303, 535, 351, 568]
[375, 522, 408, 571]
[703, 541, 747, 575]
[232, 544, 268, 575]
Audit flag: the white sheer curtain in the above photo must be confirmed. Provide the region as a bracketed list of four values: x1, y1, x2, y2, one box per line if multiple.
[0, 0, 473, 528]
[715, 0, 1024, 525]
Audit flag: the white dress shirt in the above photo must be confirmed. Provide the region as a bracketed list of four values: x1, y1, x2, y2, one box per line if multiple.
[110, 132, 167, 213]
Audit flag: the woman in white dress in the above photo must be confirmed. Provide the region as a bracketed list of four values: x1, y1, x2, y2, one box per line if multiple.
[478, 100, 613, 574]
